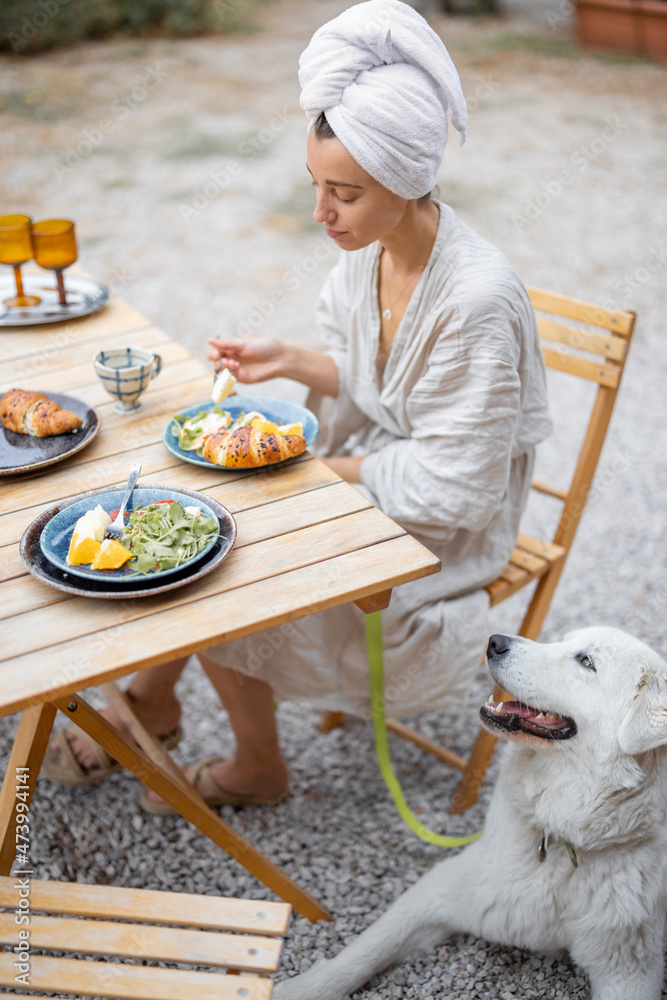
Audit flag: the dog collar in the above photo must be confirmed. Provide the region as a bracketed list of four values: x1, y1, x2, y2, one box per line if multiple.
[538, 831, 578, 869]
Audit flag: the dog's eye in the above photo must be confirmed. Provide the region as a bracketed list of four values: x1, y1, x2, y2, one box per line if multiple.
[577, 652, 596, 672]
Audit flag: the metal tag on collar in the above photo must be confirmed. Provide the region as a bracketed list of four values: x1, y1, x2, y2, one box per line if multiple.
[564, 840, 579, 869]
[538, 832, 547, 862]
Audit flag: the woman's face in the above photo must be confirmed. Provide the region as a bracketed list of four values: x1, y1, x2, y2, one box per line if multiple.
[307, 130, 408, 251]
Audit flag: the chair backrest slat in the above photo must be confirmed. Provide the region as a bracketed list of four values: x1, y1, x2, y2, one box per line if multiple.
[521, 291, 635, 591]
[535, 315, 627, 361]
[542, 345, 621, 387]
[525, 289, 636, 514]
[527, 285, 634, 335]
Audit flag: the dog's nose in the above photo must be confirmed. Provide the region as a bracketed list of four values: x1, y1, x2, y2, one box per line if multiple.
[488, 634, 512, 658]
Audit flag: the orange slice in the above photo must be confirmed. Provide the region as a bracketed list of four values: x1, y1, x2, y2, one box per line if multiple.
[278, 422, 303, 436]
[90, 538, 132, 570]
[66, 505, 112, 565]
[67, 533, 102, 566]
[251, 417, 280, 434]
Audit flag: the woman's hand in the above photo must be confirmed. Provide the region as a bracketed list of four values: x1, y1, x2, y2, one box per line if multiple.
[208, 338, 340, 397]
[207, 337, 285, 384]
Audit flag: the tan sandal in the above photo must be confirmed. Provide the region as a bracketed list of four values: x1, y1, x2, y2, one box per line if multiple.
[41, 723, 183, 787]
[138, 756, 290, 815]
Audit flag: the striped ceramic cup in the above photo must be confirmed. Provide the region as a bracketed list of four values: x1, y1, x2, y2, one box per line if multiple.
[93, 347, 162, 413]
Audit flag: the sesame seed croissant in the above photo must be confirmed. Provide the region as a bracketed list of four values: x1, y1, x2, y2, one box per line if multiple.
[201, 426, 306, 468]
[1, 389, 83, 437]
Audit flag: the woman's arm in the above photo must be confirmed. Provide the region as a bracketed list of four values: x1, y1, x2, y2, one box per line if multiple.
[207, 338, 339, 398]
[320, 456, 363, 482]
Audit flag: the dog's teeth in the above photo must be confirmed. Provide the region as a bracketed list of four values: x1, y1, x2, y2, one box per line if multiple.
[496, 702, 504, 713]
[536, 712, 545, 719]
[546, 712, 559, 720]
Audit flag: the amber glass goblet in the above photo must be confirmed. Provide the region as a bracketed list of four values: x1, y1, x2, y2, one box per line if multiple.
[0, 214, 41, 308]
[30, 218, 78, 306]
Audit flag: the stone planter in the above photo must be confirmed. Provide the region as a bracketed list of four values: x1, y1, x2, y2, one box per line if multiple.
[573, 0, 667, 62]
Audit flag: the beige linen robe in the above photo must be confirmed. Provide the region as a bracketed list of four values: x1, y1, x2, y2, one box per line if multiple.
[205, 204, 552, 717]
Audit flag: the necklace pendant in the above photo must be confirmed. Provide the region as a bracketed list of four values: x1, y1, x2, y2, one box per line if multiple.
[382, 308, 392, 320]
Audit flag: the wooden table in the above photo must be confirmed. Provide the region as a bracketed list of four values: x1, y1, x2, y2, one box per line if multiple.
[0, 284, 440, 922]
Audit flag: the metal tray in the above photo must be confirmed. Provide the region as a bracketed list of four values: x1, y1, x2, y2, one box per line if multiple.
[0, 273, 109, 326]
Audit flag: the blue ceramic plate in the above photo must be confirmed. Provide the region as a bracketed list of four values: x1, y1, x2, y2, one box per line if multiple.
[39, 487, 221, 584]
[162, 395, 319, 470]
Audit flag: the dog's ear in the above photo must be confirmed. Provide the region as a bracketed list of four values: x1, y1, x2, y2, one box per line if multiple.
[618, 672, 667, 755]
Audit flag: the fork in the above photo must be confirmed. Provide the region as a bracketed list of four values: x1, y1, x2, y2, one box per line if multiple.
[106, 462, 142, 539]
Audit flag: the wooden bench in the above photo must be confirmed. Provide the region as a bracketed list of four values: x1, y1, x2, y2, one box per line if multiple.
[0, 876, 290, 999]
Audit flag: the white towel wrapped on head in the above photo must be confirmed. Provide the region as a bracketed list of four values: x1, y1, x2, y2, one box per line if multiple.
[299, 0, 467, 200]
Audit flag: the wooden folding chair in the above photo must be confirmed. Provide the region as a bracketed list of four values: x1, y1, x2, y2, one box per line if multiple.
[0, 876, 290, 999]
[320, 286, 636, 814]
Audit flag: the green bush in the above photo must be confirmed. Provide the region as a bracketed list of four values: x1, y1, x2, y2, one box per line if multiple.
[0, 0, 263, 55]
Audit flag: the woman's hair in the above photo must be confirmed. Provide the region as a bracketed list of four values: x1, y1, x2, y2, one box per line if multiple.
[313, 111, 336, 140]
[312, 110, 435, 203]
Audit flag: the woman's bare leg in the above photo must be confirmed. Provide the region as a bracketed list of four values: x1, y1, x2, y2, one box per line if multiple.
[145, 655, 289, 802]
[52, 658, 187, 768]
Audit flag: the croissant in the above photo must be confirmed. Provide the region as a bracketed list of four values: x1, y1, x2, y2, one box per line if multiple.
[201, 426, 306, 468]
[1, 389, 83, 437]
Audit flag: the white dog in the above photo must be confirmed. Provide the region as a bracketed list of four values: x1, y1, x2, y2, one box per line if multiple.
[275, 628, 667, 1000]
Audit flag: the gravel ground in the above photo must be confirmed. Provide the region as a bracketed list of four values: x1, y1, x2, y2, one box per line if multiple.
[2, 0, 667, 997]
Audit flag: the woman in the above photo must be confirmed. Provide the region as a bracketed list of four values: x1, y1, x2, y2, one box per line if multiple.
[45, 0, 552, 807]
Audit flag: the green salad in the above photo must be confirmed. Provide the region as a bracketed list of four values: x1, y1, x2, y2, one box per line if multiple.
[121, 500, 219, 574]
[171, 407, 266, 455]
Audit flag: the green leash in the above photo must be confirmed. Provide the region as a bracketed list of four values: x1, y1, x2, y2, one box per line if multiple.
[365, 611, 482, 848]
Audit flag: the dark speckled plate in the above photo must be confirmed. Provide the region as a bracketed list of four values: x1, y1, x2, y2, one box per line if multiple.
[0, 391, 100, 476]
[40, 487, 221, 583]
[20, 483, 237, 600]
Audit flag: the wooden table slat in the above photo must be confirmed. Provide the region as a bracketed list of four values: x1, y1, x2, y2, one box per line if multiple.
[0, 533, 439, 715]
[0, 457, 340, 587]
[0, 295, 153, 365]
[0, 448, 335, 540]
[0, 372, 213, 490]
[1, 506, 406, 660]
[0, 324, 174, 384]
[1, 335, 197, 396]
[0, 543, 24, 583]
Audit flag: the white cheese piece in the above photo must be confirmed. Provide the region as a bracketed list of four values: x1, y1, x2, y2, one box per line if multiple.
[85, 504, 112, 541]
[211, 367, 237, 403]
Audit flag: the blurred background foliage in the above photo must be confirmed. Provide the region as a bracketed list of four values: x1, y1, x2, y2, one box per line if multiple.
[1, 0, 271, 55]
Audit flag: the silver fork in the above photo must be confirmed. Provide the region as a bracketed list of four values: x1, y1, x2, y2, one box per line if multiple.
[106, 462, 142, 539]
